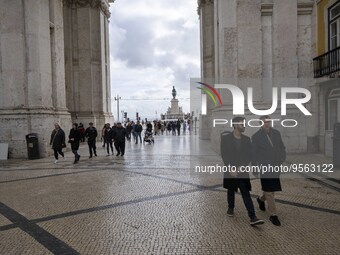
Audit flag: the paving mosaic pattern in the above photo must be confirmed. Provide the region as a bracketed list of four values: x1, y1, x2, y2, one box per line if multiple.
[0, 135, 339, 254]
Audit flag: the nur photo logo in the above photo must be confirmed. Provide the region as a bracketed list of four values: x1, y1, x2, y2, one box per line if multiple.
[196, 82, 312, 128]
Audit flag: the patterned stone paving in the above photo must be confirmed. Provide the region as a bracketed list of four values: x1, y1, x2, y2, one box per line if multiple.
[0, 135, 339, 254]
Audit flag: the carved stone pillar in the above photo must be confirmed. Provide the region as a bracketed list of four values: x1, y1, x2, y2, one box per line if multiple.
[0, 0, 72, 158]
[63, 0, 113, 130]
[197, 0, 215, 140]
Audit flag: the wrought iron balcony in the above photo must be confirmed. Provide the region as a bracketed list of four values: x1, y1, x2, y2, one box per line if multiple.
[313, 46, 340, 78]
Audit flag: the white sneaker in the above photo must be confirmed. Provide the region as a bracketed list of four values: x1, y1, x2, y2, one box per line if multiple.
[54, 160, 58, 164]
[62, 156, 65, 160]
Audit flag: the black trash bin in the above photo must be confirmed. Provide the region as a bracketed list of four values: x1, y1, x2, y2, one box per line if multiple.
[333, 123, 340, 168]
[26, 133, 40, 160]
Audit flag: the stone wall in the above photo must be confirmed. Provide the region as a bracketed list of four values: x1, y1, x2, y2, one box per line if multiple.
[198, 0, 317, 154]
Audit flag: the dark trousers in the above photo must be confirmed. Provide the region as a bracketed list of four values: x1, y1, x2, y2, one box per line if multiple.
[53, 149, 64, 160]
[115, 141, 125, 155]
[227, 179, 256, 219]
[106, 140, 113, 154]
[135, 132, 142, 143]
[72, 150, 79, 160]
[88, 140, 96, 156]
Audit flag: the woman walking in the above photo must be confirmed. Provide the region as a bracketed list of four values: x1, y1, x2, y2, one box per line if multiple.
[69, 123, 81, 164]
[50, 123, 66, 164]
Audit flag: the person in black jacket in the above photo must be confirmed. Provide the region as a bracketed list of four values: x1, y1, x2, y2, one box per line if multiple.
[176, 120, 181, 135]
[112, 122, 127, 156]
[221, 116, 264, 226]
[50, 123, 66, 164]
[69, 123, 81, 164]
[252, 115, 286, 226]
[104, 123, 114, 155]
[85, 122, 97, 158]
[125, 122, 133, 141]
[135, 121, 143, 144]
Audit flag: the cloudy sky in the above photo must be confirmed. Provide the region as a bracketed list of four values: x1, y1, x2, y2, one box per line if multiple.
[109, 0, 200, 121]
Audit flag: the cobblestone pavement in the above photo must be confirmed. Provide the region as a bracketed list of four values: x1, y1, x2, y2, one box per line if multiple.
[0, 134, 339, 255]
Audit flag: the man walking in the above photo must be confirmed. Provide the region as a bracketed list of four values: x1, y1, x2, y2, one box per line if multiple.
[69, 123, 81, 164]
[50, 123, 66, 164]
[221, 116, 264, 226]
[135, 121, 143, 144]
[252, 115, 286, 226]
[112, 122, 127, 156]
[104, 123, 114, 155]
[176, 119, 181, 135]
[85, 122, 97, 158]
[126, 122, 132, 141]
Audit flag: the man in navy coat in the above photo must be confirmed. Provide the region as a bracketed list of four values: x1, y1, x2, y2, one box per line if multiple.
[221, 116, 264, 226]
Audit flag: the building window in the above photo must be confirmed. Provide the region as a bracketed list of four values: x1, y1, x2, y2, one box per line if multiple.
[328, 88, 340, 130]
[329, 1, 340, 50]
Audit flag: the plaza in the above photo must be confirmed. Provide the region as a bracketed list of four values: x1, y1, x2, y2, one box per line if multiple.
[0, 135, 339, 254]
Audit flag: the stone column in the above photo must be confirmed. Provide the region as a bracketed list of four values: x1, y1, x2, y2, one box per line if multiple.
[297, 2, 318, 153]
[197, 0, 215, 140]
[0, 0, 71, 158]
[63, 0, 113, 130]
[210, 0, 263, 153]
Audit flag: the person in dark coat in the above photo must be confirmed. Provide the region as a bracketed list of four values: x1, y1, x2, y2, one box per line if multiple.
[112, 122, 127, 156]
[171, 122, 177, 135]
[78, 123, 85, 142]
[69, 123, 82, 164]
[166, 122, 172, 135]
[146, 122, 153, 132]
[252, 115, 286, 226]
[221, 116, 264, 226]
[104, 123, 114, 155]
[176, 120, 181, 135]
[85, 122, 97, 158]
[135, 121, 143, 144]
[50, 123, 66, 164]
[125, 122, 133, 141]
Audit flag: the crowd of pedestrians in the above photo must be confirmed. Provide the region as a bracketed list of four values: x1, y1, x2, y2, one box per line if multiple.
[50, 119, 191, 164]
[50, 115, 285, 227]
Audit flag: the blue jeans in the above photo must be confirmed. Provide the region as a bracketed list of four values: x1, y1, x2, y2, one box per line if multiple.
[227, 179, 256, 219]
[135, 132, 142, 143]
[72, 150, 79, 160]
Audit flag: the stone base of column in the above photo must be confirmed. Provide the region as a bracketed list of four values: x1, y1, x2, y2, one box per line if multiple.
[199, 114, 212, 140]
[0, 109, 72, 159]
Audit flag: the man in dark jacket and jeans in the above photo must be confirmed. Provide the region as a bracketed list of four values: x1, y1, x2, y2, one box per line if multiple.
[221, 116, 264, 226]
[252, 115, 286, 226]
[50, 123, 66, 164]
[135, 121, 143, 144]
[111, 122, 127, 156]
[69, 123, 82, 164]
[85, 122, 97, 158]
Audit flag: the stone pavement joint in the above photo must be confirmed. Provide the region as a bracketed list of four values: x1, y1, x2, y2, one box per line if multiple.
[0, 202, 80, 255]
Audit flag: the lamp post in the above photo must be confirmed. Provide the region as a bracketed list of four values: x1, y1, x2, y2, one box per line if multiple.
[114, 94, 121, 122]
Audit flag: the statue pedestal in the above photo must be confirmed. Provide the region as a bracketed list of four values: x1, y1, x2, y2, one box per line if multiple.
[170, 99, 179, 114]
